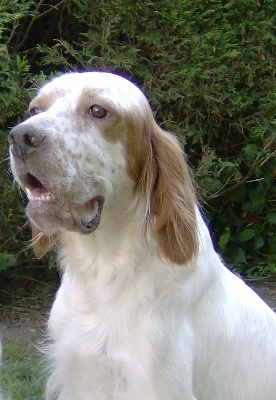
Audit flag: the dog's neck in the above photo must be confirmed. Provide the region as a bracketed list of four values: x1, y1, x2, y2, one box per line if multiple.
[58, 197, 151, 279]
[54, 206, 221, 315]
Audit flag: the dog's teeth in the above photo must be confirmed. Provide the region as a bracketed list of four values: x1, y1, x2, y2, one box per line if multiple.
[25, 187, 32, 196]
[28, 194, 52, 202]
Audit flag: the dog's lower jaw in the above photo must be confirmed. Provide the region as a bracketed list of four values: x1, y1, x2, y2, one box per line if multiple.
[26, 195, 105, 235]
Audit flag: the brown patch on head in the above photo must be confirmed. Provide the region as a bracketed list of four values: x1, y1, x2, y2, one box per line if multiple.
[29, 92, 58, 113]
[76, 90, 127, 143]
[76, 89, 151, 185]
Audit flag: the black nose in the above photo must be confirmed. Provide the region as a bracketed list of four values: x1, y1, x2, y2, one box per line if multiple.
[9, 124, 46, 159]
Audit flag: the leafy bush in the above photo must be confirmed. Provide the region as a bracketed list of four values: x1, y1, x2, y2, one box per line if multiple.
[0, 0, 275, 277]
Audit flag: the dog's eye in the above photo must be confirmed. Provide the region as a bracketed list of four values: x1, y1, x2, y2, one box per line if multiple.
[29, 107, 42, 116]
[90, 105, 108, 119]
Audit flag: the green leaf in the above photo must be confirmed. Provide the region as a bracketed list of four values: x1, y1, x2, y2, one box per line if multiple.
[248, 188, 265, 207]
[242, 201, 254, 212]
[268, 212, 276, 225]
[239, 229, 255, 242]
[220, 161, 235, 168]
[268, 263, 276, 274]
[268, 236, 276, 252]
[232, 247, 246, 263]
[243, 144, 258, 158]
[0, 252, 17, 270]
[218, 230, 231, 250]
[222, 49, 240, 59]
[254, 235, 264, 250]
[229, 185, 246, 202]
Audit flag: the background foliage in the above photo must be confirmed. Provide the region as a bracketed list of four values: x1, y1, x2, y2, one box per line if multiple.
[0, 0, 275, 279]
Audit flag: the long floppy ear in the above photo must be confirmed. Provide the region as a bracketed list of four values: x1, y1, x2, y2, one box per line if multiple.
[31, 224, 57, 258]
[135, 120, 199, 265]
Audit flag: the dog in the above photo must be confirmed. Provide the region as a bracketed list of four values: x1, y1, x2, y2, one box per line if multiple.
[9, 72, 276, 399]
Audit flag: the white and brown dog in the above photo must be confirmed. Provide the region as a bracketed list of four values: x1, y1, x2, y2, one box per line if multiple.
[9, 72, 276, 400]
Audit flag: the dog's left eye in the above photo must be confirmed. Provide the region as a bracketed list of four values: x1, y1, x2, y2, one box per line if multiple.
[29, 107, 42, 116]
[90, 105, 109, 119]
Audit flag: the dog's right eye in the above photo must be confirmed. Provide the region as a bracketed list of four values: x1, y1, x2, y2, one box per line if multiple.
[90, 105, 109, 119]
[29, 107, 42, 116]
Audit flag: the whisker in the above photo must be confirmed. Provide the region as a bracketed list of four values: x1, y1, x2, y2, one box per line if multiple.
[0, 156, 10, 164]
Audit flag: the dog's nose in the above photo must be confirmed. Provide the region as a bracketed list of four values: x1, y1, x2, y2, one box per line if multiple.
[9, 124, 46, 159]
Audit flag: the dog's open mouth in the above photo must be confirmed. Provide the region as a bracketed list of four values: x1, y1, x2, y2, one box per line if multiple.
[24, 173, 104, 235]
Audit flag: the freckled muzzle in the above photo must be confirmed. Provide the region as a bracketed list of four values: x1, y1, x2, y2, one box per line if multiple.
[9, 122, 105, 235]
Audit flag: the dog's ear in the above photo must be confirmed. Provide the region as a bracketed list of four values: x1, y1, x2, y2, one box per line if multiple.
[135, 119, 198, 265]
[31, 224, 57, 258]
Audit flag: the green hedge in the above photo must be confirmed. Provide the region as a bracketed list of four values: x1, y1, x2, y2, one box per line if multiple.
[0, 0, 275, 277]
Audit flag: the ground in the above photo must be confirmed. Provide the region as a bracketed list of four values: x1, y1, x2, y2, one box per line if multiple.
[0, 273, 275, 345]
[0, 312, 47, 346]
[0, 267, 56, 346]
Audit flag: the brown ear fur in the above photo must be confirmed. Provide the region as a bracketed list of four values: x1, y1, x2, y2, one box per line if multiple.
[136, 119, 198, 265]
[31, 225, 57, 258]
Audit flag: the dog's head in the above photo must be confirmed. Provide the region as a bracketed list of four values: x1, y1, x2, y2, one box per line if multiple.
[9, 72, 198, 264]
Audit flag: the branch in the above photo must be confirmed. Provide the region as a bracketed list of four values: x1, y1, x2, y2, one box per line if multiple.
[14, 0, 68, 53]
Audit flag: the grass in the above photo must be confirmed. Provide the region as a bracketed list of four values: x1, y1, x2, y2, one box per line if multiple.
[0, 269, 56, 399]
[1, 341, 45, 399]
